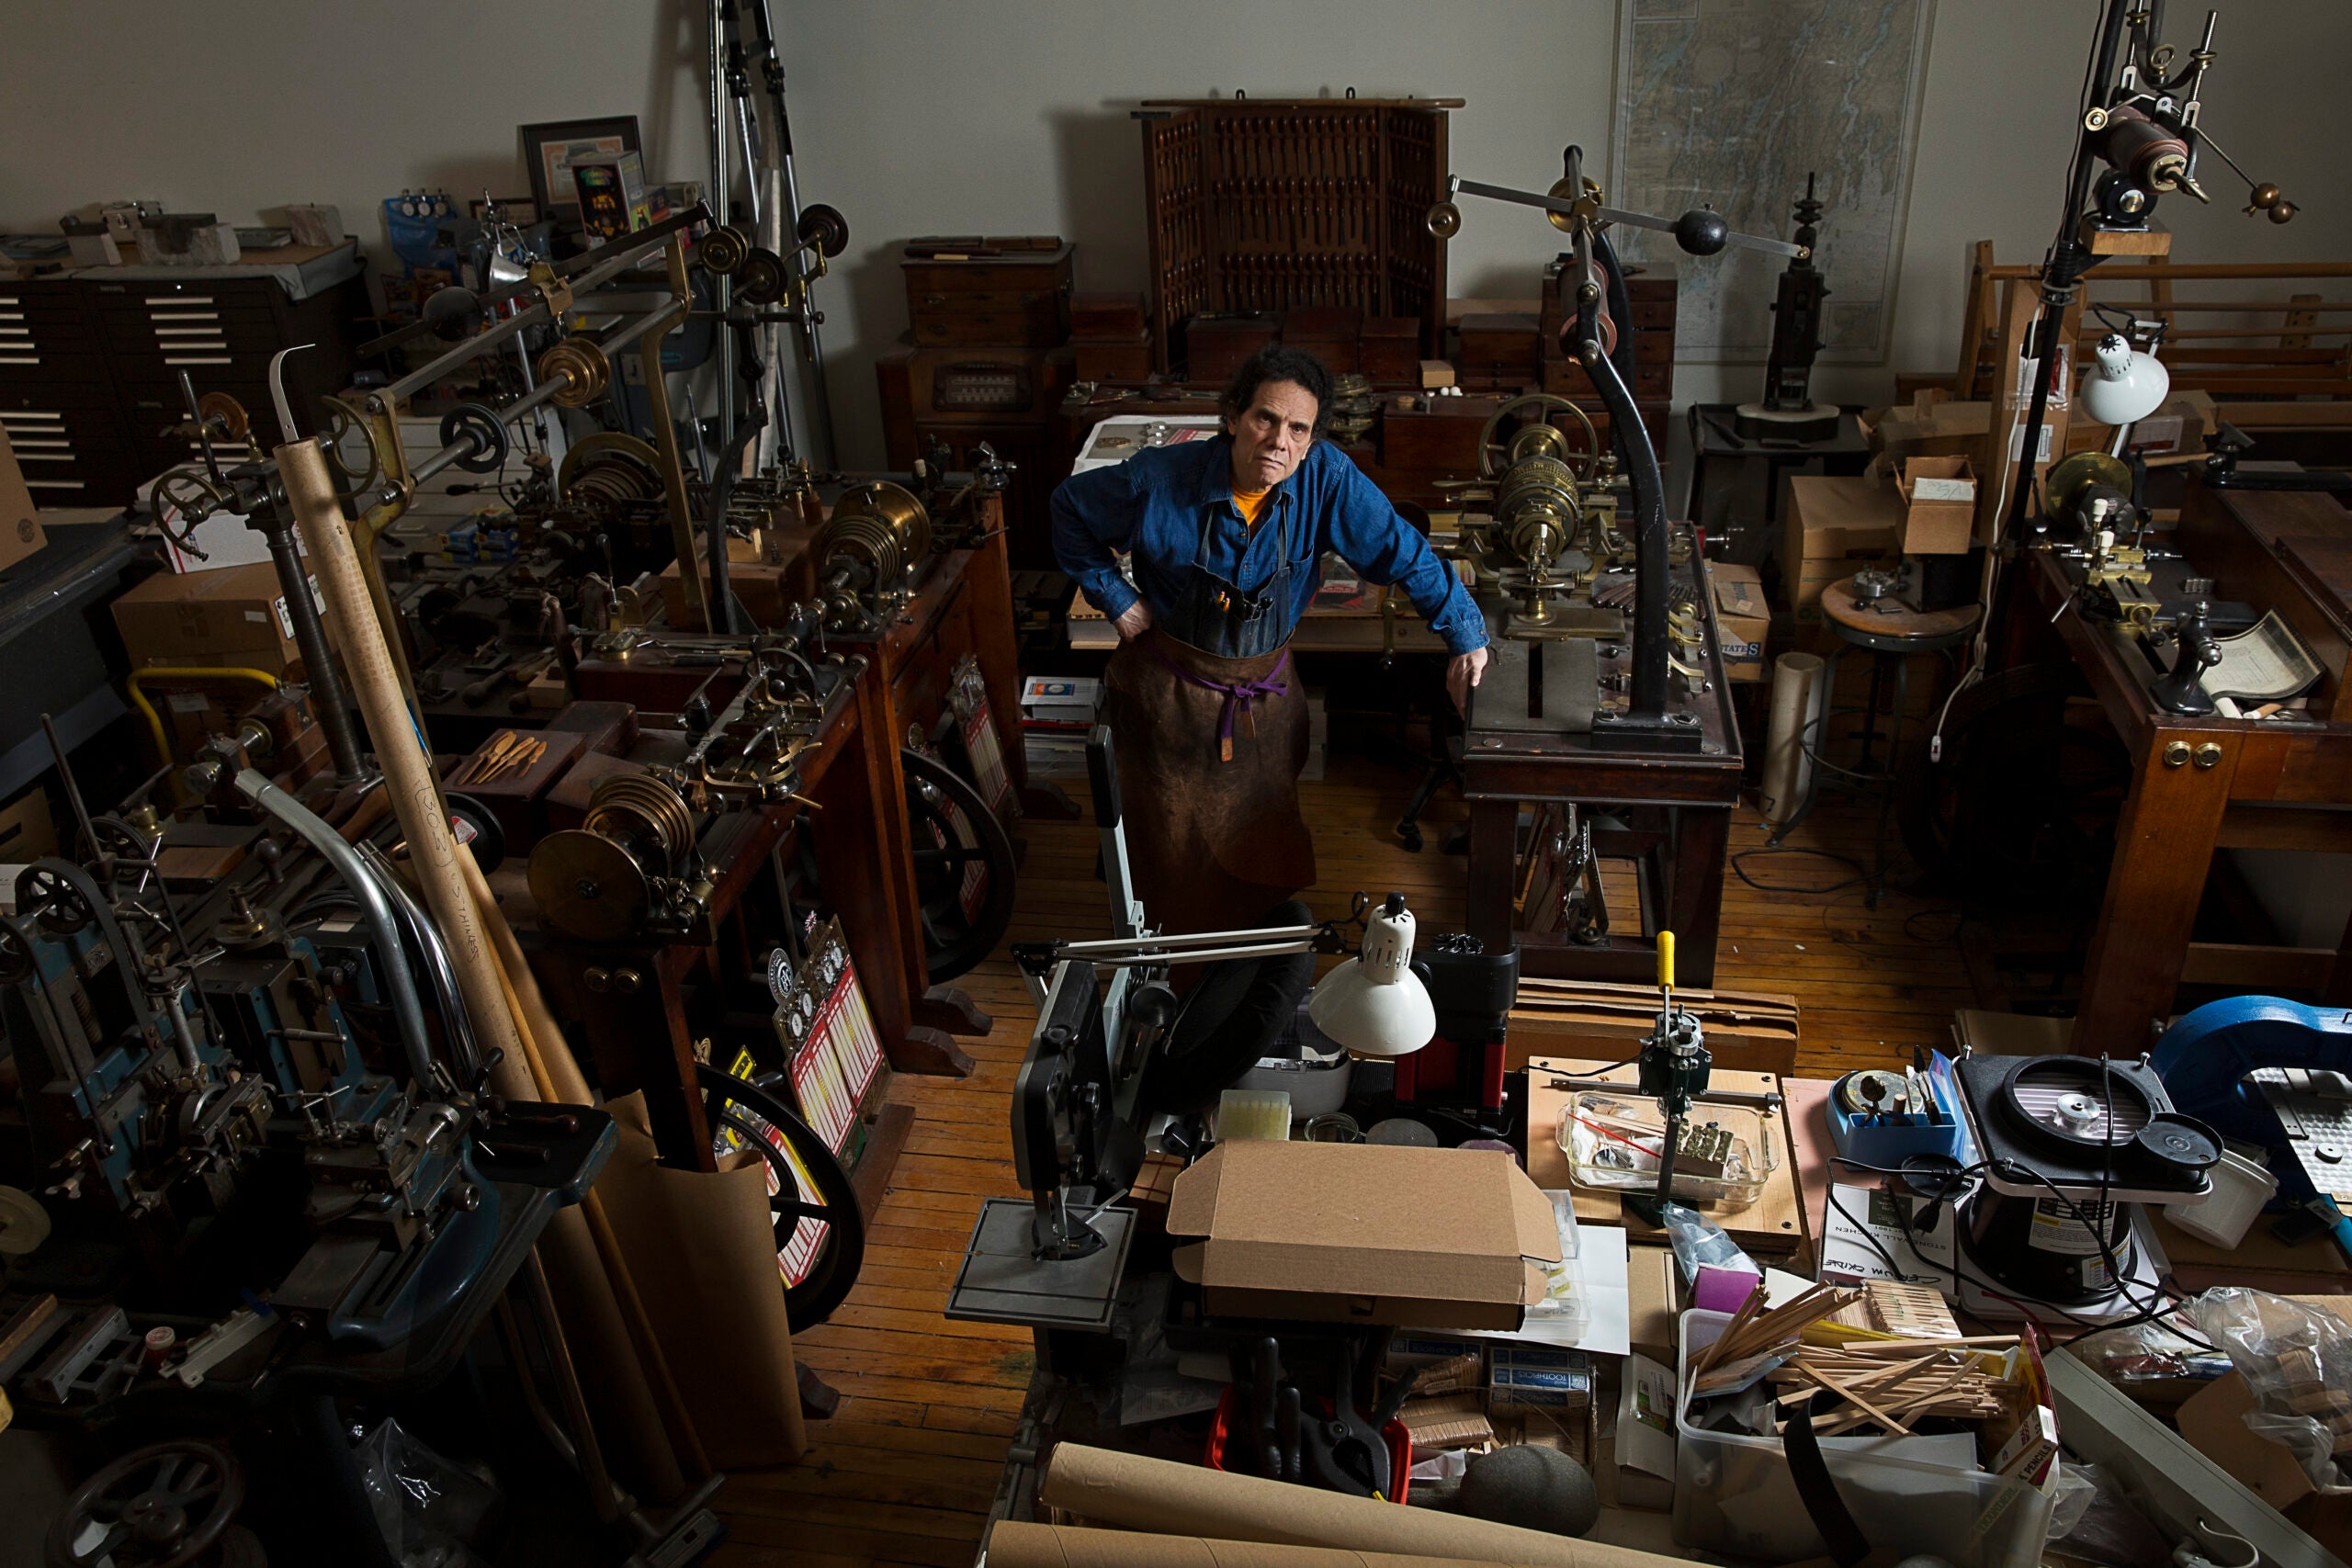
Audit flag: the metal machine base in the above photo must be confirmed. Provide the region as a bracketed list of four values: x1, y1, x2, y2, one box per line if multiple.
[1475, 637, 1600, 733]
[946, 1198, 1136, 1331]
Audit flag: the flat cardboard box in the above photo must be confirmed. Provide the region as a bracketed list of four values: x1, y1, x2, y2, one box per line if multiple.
[1951, 1008, 2074, 1056]
[1166, 1140, 1559, 1331]
[2177, 1370, 2352, 1561]
[1781, 474, 1900, 624]
[111, 560, 309, 676]
[1895, 455, 1977, 555]
[0, 427, 47, 574]
[1708, 561, 1769, 682]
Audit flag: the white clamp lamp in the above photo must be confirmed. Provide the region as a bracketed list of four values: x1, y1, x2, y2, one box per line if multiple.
[1306, 893, 1437, 1059]
[2078, 330, 2171, 452]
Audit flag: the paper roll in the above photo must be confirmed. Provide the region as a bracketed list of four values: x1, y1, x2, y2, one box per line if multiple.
[986, 1522, 1510, 1568]
[1036, 1444, 1690, 1568]
[1758, 651, 1827, 828]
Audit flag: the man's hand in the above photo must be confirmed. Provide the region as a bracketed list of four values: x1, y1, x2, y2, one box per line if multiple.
[1447, 646, 1488, 716]
[1115, 602, 1154, 641]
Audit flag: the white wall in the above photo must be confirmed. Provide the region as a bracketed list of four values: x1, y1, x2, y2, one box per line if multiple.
[2, 0, 2345, 468]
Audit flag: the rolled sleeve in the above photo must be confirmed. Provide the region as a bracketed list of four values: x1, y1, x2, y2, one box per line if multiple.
[1327, 461, 1488, 656]
[1050, 461, 1143, 622]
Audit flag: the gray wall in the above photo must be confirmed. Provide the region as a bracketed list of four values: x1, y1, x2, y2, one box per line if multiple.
[2, 0, 2346, 468]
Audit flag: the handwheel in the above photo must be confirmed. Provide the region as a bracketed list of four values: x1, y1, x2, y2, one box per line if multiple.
[1474, 392, 1601, 480]
[899, 748, 1017, 983]
[46, 1439, 243, 1568]
[734, 246, 791, 308]
[696, 1064, 865, 1332]
[1894, 662, 2131, 903]
[797, 203, 851, 259]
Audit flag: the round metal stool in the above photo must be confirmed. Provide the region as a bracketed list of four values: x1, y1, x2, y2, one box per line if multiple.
[1773, 573, 1980, 905]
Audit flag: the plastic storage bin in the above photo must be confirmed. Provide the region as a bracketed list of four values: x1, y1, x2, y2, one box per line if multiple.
[1557, 1089, 1778, 1207]
[1674, 1309, 2058, 1567]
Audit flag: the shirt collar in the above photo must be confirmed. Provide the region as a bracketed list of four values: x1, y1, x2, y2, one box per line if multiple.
[1200, 435, 1308, 512]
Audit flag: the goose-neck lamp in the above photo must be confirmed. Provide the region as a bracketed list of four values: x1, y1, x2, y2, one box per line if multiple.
[1306, 892, 1437, 1059]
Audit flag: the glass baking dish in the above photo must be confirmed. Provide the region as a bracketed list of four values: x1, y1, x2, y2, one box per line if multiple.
[1554, 1089, 1778, 1208]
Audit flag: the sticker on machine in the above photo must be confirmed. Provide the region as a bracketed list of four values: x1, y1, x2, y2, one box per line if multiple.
[2026, 1196, 2114, 1256]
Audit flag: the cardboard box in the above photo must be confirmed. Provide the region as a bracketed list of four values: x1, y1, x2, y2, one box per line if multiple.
[1627, 1245, 1680, 1364]
[1166, 1140, 1560, 1330]
[111, 561, 311, 676]
[0, 428, 48, 575]
[1895, 455, 1977, 555]
[1781, 474, 1900, 624]
[2178, 1371, 2352, 1561]
[0, 788, 58, 868]
[1616, 1351, 1679, 1510]
[1709, 562, 1769, 682]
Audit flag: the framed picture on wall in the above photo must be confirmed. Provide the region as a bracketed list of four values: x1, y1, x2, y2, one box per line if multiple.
[518, 118, 642, 220]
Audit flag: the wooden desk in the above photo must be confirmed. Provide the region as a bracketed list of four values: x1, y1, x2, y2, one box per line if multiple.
[2012, 482, 2352, 1055]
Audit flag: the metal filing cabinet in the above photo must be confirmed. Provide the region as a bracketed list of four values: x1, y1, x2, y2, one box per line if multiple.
[0, 257, 368, 509]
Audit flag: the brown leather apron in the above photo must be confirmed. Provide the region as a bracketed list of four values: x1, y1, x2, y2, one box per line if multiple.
[1101, 627, 1315, 938]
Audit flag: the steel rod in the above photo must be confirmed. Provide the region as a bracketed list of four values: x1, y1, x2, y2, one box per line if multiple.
[1452, 177, 1805, 259]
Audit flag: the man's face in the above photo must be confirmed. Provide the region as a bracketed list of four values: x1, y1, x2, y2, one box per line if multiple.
[1227, 379, 1319, 491]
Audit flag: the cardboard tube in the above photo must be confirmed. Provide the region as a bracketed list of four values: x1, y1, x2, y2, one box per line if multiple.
[274, 434, 530, 1100]
[459, 848, 592, 1103]
[1038, 1446, 1690, 1568]
[1758, 651, 1828, 828]
[987, 1522, 1513, 1568]
[463, 851, 712, 1481]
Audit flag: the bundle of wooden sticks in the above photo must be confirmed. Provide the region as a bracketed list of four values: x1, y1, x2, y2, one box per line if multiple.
[1769, 1337, 2019, 1437]
[1692, 1279, 2022, 1438]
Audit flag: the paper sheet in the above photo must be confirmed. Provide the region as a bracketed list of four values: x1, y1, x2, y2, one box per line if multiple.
[1463, 1224, 1631, 1356]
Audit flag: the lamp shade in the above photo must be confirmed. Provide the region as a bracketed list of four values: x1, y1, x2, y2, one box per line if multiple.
[1306, 894, 1436, 1058]
[2078, 333, 2171, 427]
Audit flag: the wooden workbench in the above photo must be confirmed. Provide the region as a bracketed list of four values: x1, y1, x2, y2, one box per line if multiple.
[2011, 480, 2352, 1055]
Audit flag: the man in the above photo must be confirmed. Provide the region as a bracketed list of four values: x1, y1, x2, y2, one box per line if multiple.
[1052, 345, 1488, 938]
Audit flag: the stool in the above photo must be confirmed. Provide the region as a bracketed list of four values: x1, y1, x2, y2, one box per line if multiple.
[1774, 575, 1980, 905]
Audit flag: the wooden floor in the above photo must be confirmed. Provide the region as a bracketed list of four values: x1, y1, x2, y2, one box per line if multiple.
[708, 750, 1984, 1565]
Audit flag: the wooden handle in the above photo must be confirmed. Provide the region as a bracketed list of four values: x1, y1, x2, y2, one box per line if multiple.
[274, 435, 530, 1100]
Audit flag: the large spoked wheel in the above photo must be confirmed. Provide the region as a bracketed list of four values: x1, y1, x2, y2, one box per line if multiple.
[1476, 392, 1602, 480]
[900, 748, 1017, 983]
[46, 1440, 243, 1568]
[696, 1065, 865, 1333]
[1894, 662, 2132, 904]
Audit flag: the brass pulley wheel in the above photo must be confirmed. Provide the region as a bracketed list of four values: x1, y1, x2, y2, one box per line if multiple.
[195, 390, 249, 443]
[1545, 175, 1601, 234]
[147, 467, 229, 536]
[320, 394, 388, 491]
[1425, 201, 1462, 240]
[698, 225, 751, 275]
[528, 829, 651, 943]
[537, 339, 612, 408]
[816, 480, 932, 588]
[2044, 450, 2132, 531]
[1477, 392, 1601, 481]
[796, 203, 851, 259]
[735, 247, 791, 308]
[558, 431, 662, 507]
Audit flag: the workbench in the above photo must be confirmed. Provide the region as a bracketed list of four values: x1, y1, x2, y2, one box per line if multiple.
[2008, 480, 2352, 1055]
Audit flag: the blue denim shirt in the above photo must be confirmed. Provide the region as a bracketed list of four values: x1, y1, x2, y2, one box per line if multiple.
[1050, 435, 1487, 656]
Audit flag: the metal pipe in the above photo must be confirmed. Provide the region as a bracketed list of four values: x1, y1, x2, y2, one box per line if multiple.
[256, 495, 365, 782]
[708, 0, 735, 469]
[357, 841, 480, 1083]
[234, 767, 435, 1088]
[746, 0, 837, 468]
[383, 232, 689, 406]
[1451, 177, 1805, 259]
[358, 206, 710, 361]
[1057, 925, 1320, 956]
[409, 300, 687, 485]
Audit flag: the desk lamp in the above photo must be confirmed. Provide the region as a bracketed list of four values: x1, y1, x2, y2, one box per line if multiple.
[1306, 893, 1437, 1059]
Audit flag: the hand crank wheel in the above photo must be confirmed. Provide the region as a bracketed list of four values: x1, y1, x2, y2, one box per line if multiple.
[696, 1064, 865, 1332]
[45, 1439, 243, 1568]
[899, 747, 1017, 983]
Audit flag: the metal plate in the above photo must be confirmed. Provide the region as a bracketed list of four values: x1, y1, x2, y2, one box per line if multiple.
[1472, 635, 1599, 733]
[945, 1197, 1134, 1331]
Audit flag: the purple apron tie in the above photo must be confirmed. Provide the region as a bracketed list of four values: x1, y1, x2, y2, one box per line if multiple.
[1148, 641, 1292, 763]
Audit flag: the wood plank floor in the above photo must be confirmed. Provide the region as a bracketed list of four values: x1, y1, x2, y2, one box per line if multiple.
[709, 750, 1983, 1565]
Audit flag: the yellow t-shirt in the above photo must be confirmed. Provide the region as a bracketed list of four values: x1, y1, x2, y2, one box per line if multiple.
[1233, 488, 1273, 530]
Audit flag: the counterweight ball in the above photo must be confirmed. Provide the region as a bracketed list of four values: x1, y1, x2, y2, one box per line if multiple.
[1672, 206, 1730, 256]
[1456, 1445, 1600, 1538]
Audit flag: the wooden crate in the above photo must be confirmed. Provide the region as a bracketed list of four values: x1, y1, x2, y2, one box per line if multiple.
[1139, 97, 1457, 374]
